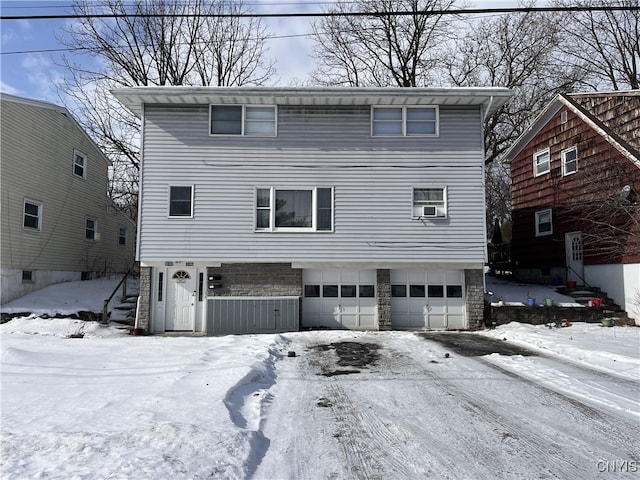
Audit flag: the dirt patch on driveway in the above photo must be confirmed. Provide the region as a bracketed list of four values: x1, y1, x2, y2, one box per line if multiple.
[313, 341, 380, 376]
[419, 332, 537, 357]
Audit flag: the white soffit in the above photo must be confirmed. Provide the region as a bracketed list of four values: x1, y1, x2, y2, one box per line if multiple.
[112, 86, 512, 118]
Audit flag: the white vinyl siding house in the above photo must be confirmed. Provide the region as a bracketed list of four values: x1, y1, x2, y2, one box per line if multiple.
[113, 87, 511, 334]
[0, 94, 136, 303]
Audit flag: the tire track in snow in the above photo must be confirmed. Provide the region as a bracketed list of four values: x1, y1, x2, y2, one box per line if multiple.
[409, 339, 639, 479]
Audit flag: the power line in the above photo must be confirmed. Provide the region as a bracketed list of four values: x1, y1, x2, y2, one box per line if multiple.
[0, 32, 311, 56]
[1, 5, 638, 20]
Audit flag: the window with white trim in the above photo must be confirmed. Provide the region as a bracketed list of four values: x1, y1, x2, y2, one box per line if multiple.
[535, 209, 553, 236]
[210, 105, 276, 136]
[85, 217, 97, 241]
[372, 106, 438, 136]
[413, 187, 447, 219]
[23, 199, 42, 231]
[169, 186, 193, 217]
[562, 146, 578, 176]
[118, 225, 128, 246]
[256, 187, 333, 232]
[533, 149, 550, 176]
[74, 150, 87, 178]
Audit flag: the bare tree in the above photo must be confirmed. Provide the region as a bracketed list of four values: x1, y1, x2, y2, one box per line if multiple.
[311, 0, 460, 87]
[554, 0, 640, 91]
[57, 0, 275, 216]
[444, 4, 584, 228]
[556, 159, 640, 261]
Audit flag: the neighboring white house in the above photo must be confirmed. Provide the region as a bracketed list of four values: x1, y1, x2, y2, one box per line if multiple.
[0, 93, 136, 304]
[112, 86, 511, 334]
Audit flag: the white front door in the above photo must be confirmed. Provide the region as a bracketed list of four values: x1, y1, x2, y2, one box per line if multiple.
[566, 232, 584, 284]
[166, 268, 196, 331]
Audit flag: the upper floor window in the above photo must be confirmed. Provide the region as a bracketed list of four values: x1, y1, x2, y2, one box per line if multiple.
[535, 209, 552, 236]
[23, 199, 42, 231]
[85, 217, 97, 241]
[74, 150, 87, 179]
[413, 187, 447, 219]
[256, 187, 333, 232]
[169, 186, 193, 218]
[372, 106, 438, 136]
[533, 149, 550, 176]
[118, 225, 128, 246]
[210, 105, 276, 136]
[562, 146, 578, 176]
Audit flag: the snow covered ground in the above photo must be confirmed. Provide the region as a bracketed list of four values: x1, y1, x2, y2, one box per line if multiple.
[1, 278, 639, 479]
[486, 276, 581, 307]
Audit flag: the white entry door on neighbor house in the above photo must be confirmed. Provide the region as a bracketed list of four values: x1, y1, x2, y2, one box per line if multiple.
[565, 232, 584, 284]
[165, 268, 196, 331]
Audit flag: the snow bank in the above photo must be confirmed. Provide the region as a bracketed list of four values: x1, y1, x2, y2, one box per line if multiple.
[480, 322, 640, 382]
[1, 325, 290, 480]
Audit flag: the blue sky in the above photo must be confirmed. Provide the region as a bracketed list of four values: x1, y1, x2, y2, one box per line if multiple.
[0, 0, 320, 103]
[1, 1, 525, 104]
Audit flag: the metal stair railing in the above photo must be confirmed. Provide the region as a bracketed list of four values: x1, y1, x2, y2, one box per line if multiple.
[102, 269, 133, 324]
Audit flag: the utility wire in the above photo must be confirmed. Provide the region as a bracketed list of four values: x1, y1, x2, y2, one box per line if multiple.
[1, 5, 638, 20]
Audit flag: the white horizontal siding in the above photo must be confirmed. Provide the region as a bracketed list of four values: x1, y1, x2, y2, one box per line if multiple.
[139, 104, 486, 264]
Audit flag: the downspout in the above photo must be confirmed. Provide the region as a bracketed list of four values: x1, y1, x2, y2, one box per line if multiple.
[483, 95, 495, 121]
[481, 97, 494, 297]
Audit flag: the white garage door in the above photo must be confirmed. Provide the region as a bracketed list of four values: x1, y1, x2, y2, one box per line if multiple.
[391, 270, 466, 330]
[302, 269, 377, 330]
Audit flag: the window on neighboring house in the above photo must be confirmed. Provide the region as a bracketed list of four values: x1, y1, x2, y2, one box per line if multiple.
[118, 225, 128, 246]
[23, 199, 42, 231]
[74, 150, 87, 178]
[256, 187, 333, 232]
[372, 106, 438, 136]
[535, 209, 553, 236]
[533, 149, 550, 176]
[413, 187, 447, 219]
[22, 270, 34, 283]
[210, 105, 276, 136]
[169, 186, 193, 217]
[85, 217, 97, 240]
[562, 146, 578, 176]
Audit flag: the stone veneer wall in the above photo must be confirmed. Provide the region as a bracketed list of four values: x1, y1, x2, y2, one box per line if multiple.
[207, 263, 302, 297]
[137, 266, 152, 331]
[465, 269, 484, 330]
[377, 269, 391, 330]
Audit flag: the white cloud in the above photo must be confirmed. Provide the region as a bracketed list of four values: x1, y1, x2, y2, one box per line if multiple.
[20, 54, 62, 103]
[0, 80, 22, 95]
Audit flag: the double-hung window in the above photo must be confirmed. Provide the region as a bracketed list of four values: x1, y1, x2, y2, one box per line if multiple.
[562, 146, 577, 176]
[533, 149, 550, 176]
[210, 105, 276, 136]
[372, 106, 438, 136]
[74, 150, 87, 178]
[413, 187, 447, 218]
[169, 186, 193, 218]
[85, 217, 97, 241]
[23, 199, 42, 231]
[535, 209, 553, 236]
[118, 225, 128, 246]
[256, 187, 333, 232]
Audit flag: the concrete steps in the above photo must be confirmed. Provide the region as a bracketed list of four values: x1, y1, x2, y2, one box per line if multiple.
[555, 285, 631, 323]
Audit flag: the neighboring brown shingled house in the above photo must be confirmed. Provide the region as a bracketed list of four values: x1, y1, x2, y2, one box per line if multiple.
[502, 90, 639, 322]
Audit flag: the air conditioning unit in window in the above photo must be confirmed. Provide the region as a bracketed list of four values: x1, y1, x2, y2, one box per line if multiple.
[421, 205, 445, 218]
